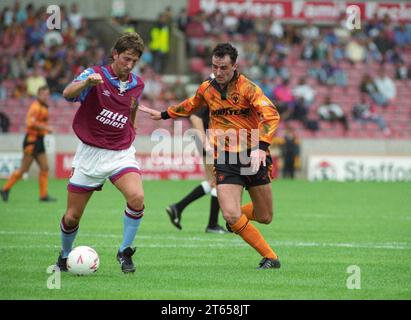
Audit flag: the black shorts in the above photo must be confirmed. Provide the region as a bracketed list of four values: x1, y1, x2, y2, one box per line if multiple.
[23, 135, 45, 156]
[214, 151, 273, 188]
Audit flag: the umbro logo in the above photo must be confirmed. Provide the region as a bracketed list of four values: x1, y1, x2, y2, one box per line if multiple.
[102, 90, 111, 97]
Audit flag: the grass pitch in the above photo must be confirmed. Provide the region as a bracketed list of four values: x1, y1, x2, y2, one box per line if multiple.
[0, 179, 410, 300]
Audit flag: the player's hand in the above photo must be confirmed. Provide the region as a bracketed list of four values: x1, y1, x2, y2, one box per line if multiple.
[250, 149, 266, 173]
[139, 105, 162, 120]
[86, 74, 104, 86]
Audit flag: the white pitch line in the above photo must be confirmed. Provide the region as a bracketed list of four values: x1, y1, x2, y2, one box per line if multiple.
[0, 230, 409, 250]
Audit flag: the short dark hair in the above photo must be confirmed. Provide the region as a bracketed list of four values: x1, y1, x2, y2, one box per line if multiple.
[212, 43, 238, 65]
[37, 85, 49, 94]
[112, 32, 145, 58]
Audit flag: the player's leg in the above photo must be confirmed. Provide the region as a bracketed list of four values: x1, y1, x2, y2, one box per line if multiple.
[204, 163, 227, 233]
[34, 152, 55, 201]
[57, 143, 105, 270]
[1, 152, 34, 201]
[248, 183, 273, 224]
[166, 179, 211, 230]
[238, 151, 275, 221]
[112, 171, 144, 273]
[246, 183, 280, 269]
[57, 190, 93, 271]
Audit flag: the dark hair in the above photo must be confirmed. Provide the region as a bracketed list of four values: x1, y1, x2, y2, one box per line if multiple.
[212, 43, 238, 65]
[112, 32, 145, 58]
[37, 85, 49, 94]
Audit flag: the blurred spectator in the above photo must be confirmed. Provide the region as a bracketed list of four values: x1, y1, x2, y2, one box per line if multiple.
[301, 20, 320, 41]
[237, 12, 254, 36]
[269, 20, 283, 39]
[0, 111, 10, 133]
[352, 96, 391, 136]
[346, 36, 367, 64]
[255, 77, 274, 100]
[280, 126, 300, 179]
[318, 96, 349, 131]
[374, 67, 396, 104]
[395, 62, 410, 80]
[393, 23, 411, 48]
[26, 63, 47, 97]
[223, 10, 239, 35]
[293, 77, 316, 107]
[10, 52, 28, 79]
[163, 77, 188, 101]
[273, 79, 295, 120]
[149, 14, 170, 74]
[317, 59, 347, 87]
[0, 78, 7, 100]
[111, 0, 126, 18]
[68, 3, 83, 30]
[142, 68, 163, 102]
[13, 76, 28, 99]
[360, 73, 388, 106]
[176, 8, 189, 33]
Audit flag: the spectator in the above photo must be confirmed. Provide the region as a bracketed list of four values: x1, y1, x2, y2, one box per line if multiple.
[360, 73, 388, 107]
[26, 63, 47, 97]
[317, 96, 349, 131]
[68, 3, 83, 30]
[0, 78, 7, 100]
[346, 36, 367, 64]
[352, 96, 391, 136]
[280, 127, 300, 179]
[149, 14, 170, 74]
[317, 59, 347, 87]
[395, 62, 410, 80]
[273, 79, 295, 120]
[176, 8, 189, 33]
[0, 111, 10, 133]
[142, 68, 163, 103]
[374, 67, 397, 104]
[293, 77, 316, 107]
[301, 20, 320, 41]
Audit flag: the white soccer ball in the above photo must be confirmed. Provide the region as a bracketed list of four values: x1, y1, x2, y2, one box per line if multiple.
[67, 246, 100, 276]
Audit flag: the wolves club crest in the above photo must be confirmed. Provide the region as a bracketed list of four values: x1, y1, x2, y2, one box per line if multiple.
[231, 92, 240, 104]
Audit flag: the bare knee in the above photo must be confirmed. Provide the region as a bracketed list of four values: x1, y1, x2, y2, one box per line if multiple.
[63, 211, 81, 227]
[255, 210, 273, 224]
[127, 191, 144, 210]
[222, 209, 241, 226]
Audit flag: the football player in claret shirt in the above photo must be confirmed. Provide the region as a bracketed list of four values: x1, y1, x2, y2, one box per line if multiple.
[141, 43, 282, 269]
[1, 86, 55, 202]
[56, 33, 145, 273]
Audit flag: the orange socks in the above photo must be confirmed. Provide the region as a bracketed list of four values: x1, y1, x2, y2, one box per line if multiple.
[241, 202, 255, 220]
[2, 170, 23, 191]
[230, 214, 277, 260]
[39, 170, 48, 198]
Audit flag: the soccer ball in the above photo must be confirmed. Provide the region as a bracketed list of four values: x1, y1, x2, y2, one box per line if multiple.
[67, 246, 100, 276]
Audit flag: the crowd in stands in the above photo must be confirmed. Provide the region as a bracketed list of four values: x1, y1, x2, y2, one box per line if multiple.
[1, 2, 411, 139]
[176, 8, 411, 138]
[0, 2, 108, 100]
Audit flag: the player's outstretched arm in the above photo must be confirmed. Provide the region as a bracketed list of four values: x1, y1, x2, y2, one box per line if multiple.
[139, 105, 162, 120]
[62, 74, 104, 99]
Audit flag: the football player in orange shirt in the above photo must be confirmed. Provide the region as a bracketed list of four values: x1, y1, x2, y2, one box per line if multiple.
[1, 86, 56, 202]
[140, 43, 281, 269]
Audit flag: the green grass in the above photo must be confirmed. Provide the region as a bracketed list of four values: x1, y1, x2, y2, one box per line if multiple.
[0, 179, 410, 299]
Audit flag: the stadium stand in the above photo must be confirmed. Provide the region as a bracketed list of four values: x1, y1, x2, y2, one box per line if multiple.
[0, 2, 410, 140]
